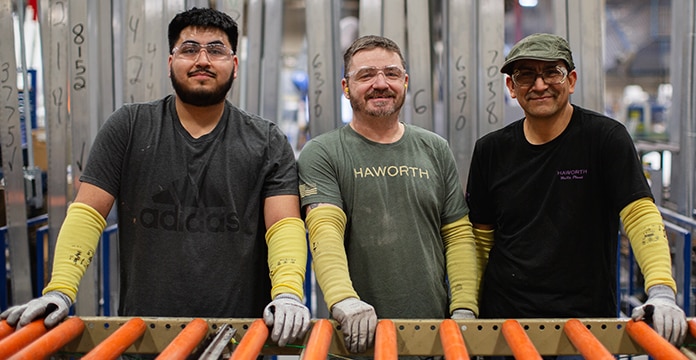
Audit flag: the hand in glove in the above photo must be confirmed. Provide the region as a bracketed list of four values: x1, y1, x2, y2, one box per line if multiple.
[331, 297, 377, 353]
[451, 309, 476, 320]
[0, 291, 72, 328]
[631, 284, 687, 345]
[263, 293, 311, 346]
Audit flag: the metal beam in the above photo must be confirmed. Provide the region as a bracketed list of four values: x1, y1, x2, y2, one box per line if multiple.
[57, 317, 684, 356]
[305, 0, 342, 137]
[0, 0, 32, 304]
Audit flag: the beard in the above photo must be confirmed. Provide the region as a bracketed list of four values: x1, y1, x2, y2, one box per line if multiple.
[170, 66, 234, 107]
[349, 88, 405, 117]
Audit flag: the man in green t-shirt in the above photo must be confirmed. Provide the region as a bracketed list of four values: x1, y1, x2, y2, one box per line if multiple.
[297, 35, 478, 354]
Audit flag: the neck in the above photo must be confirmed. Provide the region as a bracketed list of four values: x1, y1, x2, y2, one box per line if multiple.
[523, 103, 574, 145]
[350, 115, 404, 144]
[175, 97, 225, 138]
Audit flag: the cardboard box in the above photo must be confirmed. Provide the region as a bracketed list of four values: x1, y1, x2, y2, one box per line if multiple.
[32, 129, 47, 171]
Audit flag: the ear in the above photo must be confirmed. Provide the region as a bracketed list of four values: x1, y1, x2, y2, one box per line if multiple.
[342, 78, 349, 98]
[505, 76, 517, 99]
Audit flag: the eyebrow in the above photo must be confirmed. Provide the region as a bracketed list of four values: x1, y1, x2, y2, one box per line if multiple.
[181, 40, 225, 46]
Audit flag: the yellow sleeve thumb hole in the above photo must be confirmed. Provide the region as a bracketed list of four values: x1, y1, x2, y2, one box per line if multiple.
[266, 217, 308, 299]
[305, 205, 358, 309]
[43, 202, 107, 302]
[621, 197, 677, 293]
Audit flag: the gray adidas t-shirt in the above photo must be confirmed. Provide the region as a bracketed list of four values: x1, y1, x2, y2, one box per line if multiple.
[81, 95, 298, 317]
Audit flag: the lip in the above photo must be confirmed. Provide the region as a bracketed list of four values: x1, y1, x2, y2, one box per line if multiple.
[189, 71, 215, 79]
[528, 95, 553, 102]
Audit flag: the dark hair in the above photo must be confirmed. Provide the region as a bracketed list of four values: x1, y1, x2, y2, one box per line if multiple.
[168, 7, 239, 54]
[343, 35, 406, 76]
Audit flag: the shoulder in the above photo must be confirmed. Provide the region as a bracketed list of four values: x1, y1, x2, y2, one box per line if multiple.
[109, 97, 169, 124]
[404, 124, 452, 152]
[475, 119, 521, 147]
[571, 105, 630, 138]
[304, 126, 347, 147]
[223, 101, 286, 139]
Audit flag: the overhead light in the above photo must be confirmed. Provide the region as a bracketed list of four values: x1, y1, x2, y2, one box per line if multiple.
[519, 0, 538, 7]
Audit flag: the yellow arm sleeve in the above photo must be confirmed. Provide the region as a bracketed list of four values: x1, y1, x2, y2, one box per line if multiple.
[620, 197, 677, 293]
[266, 217, 308, 299]
[472, 227, 494, 296]
[441, 215, 478, 315]
[43, 202, 107, 302]
[305, 205, 358, 309]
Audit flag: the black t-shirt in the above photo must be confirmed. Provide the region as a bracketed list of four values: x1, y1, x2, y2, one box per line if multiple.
[81, 95, 298, 318]
[466, 105, 652, 318]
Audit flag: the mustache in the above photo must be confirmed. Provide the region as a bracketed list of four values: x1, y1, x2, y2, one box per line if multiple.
[188, 68, 216, 77]
[365, 89, 396, 99]
[526, 89, 557, 100]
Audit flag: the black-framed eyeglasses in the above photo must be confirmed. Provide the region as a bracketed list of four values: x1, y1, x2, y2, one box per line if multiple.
[345, 65, 406, 84]
[171, 42, 235, 61]
[511, 66, 568, 87]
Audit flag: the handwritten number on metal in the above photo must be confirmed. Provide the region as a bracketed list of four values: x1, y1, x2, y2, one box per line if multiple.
[485, 50, 499, 125]
[311, 53, 324, 118]
[413, 89, 427, 114]
[454, 56, 468, 131]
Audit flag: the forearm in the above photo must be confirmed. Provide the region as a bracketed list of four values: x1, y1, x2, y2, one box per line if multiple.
[472, 226, 494, 296]
[305, 205, 359, 309]
[43, 202, 107, 302]
[621, 197, 677, 292]
[266, 217, 308, 299]
[442, 215, 478, 315]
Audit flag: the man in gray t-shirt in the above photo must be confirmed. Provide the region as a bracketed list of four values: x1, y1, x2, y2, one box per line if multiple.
[298, 35, 478, 354]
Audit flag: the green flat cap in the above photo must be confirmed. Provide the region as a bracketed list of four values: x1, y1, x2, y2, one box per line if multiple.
[500, 33, 575, 75]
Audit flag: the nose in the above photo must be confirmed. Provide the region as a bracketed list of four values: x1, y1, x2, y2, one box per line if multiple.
[193, 49, 212, 64]
[371, 72, 389, 88]
[531, 74, 549, 89]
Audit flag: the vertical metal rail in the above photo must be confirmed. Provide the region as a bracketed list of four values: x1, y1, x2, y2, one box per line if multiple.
[245, 0, 263, 114]
[358, 0, 382, 37]
[383, 0, 405, 50]
[477, 1, 505, 138]
[217, 0, 245, 107]
[40, 0, 71, 298]
[667, 0, 696, 218]
[557, 0, 606, 113]
[405, 0, 433, 130]
[68, 0, 98, 317]
[124, 0, 145, 103]
[305, 0, 342, 138]
[446, 0, 479, 185]
[143, 0, 166, 102]
[260, 0, 282, 122]
[0, 0, 33, 305]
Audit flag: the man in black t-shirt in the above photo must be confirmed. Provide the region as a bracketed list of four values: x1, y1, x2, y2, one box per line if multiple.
[466, 33, 686, 358]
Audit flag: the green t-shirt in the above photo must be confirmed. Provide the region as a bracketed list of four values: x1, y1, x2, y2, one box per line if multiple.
[298, 124, 468, 319]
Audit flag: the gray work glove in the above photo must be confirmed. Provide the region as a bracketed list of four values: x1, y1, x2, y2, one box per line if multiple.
[331, 297, 377, 353]
[451, 309, 476, 320]
[263, 293, 311, 347]
[631, 284, 687, 346]
[0, 290, 72, 328]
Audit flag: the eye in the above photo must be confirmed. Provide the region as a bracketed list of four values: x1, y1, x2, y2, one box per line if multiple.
[180, 45, 199, 55]
[516, 71, 536, 81]
[384, 68, 403, 79]
[356, 69, 376, 81]
[207, 45, 227, 56]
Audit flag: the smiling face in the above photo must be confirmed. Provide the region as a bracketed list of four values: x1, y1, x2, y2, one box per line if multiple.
[342, 47, 408, 119]
[506, 59, 576, 121]
[168, 26, 238, 107]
